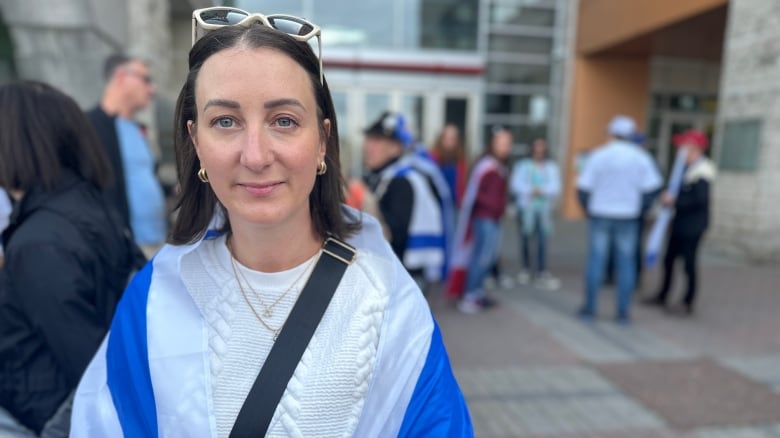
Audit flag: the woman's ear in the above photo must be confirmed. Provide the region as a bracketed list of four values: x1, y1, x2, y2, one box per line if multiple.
[187, 120, 199, 152]
[320, 119, 331, 161]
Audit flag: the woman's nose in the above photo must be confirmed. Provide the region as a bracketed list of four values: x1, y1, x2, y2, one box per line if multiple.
[240, 125, 273, 170]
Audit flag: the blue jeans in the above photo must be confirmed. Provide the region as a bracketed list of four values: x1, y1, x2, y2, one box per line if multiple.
[583, 217, 639, 318]
[519, 213, 547, 273]
[465, 218, 501, 299]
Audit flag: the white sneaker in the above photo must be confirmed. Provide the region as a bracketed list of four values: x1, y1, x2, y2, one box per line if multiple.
[534, 272, 561, 290]
[457, 297, 482, 314]
[499, 274, 515, 289]
[516, 270, 531, 285]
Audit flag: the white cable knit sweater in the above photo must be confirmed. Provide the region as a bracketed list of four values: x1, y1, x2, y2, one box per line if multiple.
[181, 235, 385, 437]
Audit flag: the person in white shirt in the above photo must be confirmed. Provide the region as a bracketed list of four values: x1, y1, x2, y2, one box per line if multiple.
[509, 138, 561, 289]
[576, 115, 662, 324]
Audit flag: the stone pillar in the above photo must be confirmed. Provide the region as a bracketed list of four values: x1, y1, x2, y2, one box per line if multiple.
[0, 0, 128, 107]
[712, 0, 780, 262]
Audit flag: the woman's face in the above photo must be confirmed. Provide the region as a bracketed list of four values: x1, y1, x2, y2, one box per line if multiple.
[441, 125, 460, 151]
[684, 145, 703, 163]
[492, 130, 513, 161]
[532, 139, 546, 160]
[188, 46, 328, 232]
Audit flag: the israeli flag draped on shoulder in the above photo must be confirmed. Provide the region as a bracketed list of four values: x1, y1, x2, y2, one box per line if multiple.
[70, 209, 472, 437]
[447, 155, 500, 297]
[374, 157, 447, 275]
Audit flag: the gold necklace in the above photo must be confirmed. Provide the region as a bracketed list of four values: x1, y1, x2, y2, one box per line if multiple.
[227, 239, 317, 318]
[227, 239, 320, 340]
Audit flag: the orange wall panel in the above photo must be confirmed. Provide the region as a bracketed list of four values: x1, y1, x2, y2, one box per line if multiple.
[562, 55, 650, 218]
[578, 0, 728, 55]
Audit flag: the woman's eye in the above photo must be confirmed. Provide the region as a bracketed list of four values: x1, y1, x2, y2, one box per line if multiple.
[215, 118, 234, 128]
[276, 117, 296, 128]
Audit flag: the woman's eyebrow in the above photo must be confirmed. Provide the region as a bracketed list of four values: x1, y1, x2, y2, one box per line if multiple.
[203, 98, 240, 112]
[264, 98, 305, 111]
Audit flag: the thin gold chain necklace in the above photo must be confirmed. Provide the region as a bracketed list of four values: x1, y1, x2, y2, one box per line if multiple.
[229, 244, 316, 318]
[227, 239, 320, 340]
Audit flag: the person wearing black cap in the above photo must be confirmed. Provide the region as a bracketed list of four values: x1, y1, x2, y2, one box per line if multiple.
[363, 111, 446, 291]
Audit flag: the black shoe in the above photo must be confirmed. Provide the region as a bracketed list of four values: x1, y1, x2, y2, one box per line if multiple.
[577, 307, 595, 321]
[640, 296, 666, 307]
[615, 314, 631, 326]
[666, 302, 693, 316]
[477, 296, 498, 308]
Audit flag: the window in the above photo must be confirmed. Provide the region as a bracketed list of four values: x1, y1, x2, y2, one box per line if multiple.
[487, 63, 550, 84]
[401, 94, 424, 141]
[489, 5, 555, 27]
[719, 119, 762, 172]
[488, 34, 553, 54]
[314, 0, 395, 48]
[365, 93, 390, 126]
[487, 93, 535, 114]
[420, 0, 479, 50]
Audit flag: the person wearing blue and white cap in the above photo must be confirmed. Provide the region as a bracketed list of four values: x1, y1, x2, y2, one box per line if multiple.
[363, 111, 446, 292]
[576, 115, 663, 324]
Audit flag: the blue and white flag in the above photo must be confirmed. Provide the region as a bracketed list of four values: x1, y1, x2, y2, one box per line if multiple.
[70, 213, 472, 437]
[645, 147, 688, 267]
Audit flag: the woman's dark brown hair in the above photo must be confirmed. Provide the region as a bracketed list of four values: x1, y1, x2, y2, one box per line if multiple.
[170, 24, 360, 244]
[431, 123, 464, 164]
[0, 80, 111, 192]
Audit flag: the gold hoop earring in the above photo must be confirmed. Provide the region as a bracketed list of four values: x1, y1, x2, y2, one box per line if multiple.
[197, 168, 209, 183]
[317, 161, 327, 176]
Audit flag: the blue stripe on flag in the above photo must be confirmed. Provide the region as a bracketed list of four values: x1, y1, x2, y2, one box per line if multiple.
[407, 234, 445, 249]
[107, 262, 158, 438]
[398, 322, 473, 437]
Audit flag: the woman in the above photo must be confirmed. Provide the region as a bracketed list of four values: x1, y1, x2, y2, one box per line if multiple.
[430, 123, 467, 208]
[509, 138, 561, 290]
[449, 128, 512, 313]
[0, 81, 138, 436]
[71, 8, 471, 437]
[643, 129, 715, 315]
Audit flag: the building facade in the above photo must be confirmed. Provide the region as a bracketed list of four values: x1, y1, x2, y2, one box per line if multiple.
[561, 0, 780, 262]
[0, 0, 566, 188]
[5, 0, 773, 261]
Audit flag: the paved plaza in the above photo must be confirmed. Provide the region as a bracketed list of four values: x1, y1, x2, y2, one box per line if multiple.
[431, 218, 780, 437]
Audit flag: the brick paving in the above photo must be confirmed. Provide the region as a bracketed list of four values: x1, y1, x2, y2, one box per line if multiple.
[430, 218, 780, 437]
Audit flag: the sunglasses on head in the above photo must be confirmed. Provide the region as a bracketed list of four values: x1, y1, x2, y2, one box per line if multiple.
[192, 7, 323, 85]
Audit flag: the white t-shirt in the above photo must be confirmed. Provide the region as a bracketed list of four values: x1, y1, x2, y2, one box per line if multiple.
[0, 189, 12, 256]
[577, 139, 662, 219]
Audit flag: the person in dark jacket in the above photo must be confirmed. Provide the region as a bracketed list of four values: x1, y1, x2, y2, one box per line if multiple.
[362, 111, 446, 290]
[0, 81, 140, 436]
[642, 129, 716, 315]
[86, 54, 165, 258]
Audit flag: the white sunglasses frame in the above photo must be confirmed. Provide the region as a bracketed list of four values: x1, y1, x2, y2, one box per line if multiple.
[192, 7, 323, 85]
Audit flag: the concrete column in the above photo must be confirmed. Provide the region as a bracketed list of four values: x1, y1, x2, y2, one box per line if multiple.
[712, 0, 780, 262]
[0, 0, 127, 107]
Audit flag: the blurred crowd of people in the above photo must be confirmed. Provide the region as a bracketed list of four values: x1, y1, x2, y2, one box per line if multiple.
[0, 9, 719, 435]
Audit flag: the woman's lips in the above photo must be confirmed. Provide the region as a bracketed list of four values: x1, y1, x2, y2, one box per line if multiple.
[240, 181, 282, 196]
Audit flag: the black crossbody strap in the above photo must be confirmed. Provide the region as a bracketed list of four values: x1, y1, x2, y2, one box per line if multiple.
[229, 237, 357, 438]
